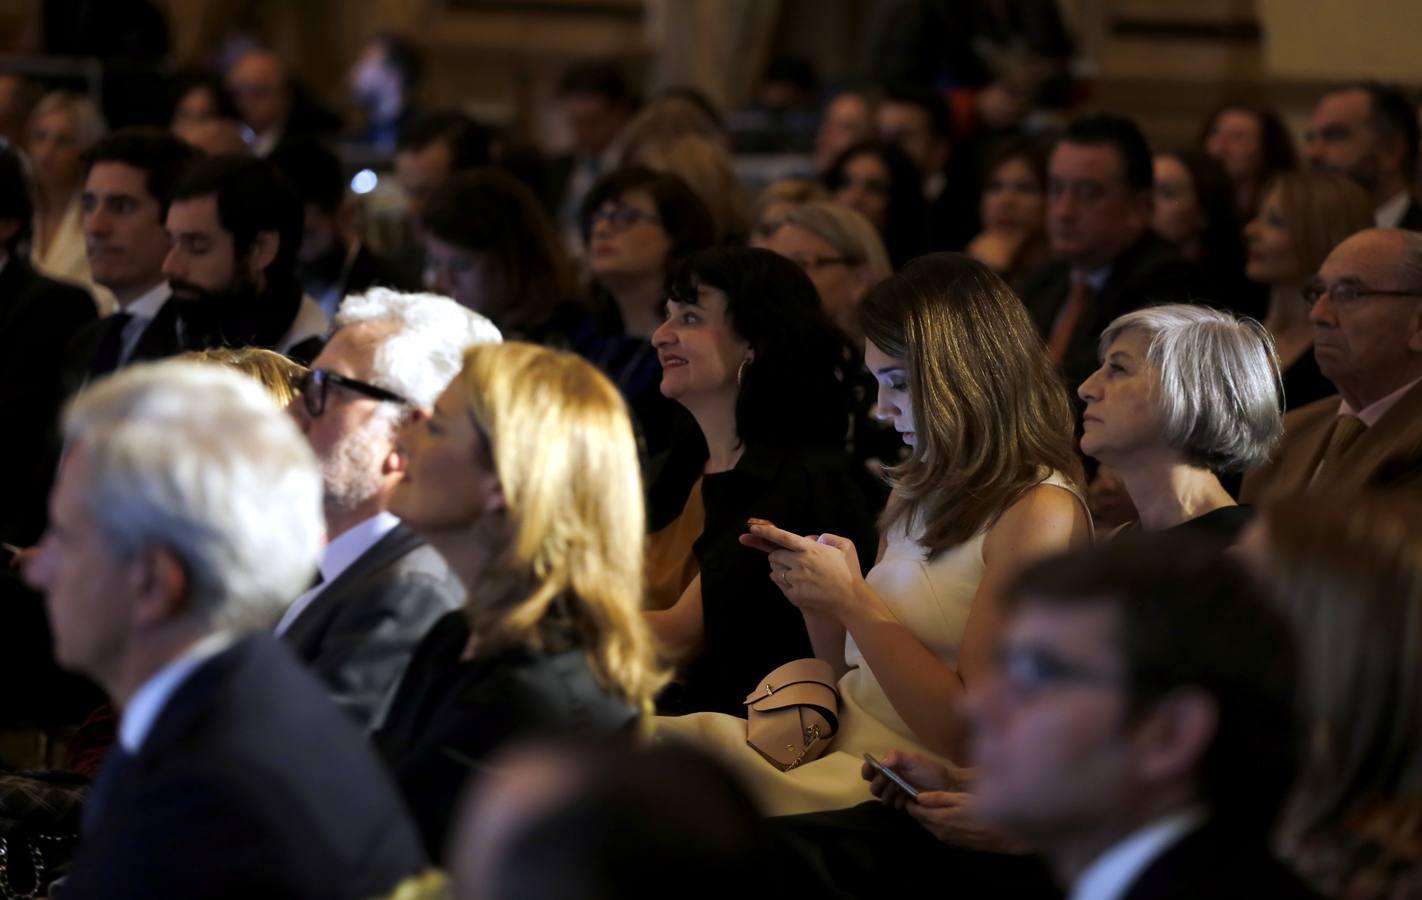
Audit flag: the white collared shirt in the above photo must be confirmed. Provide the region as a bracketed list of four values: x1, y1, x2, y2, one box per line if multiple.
[1070, 808, 1206, 900]
[1339, 375, 1422, 427]
[1375, 191, 1411, 229]
[274, 512, 401, 635]
[118, 631, 235, 753]
[115, 281, 171, 366]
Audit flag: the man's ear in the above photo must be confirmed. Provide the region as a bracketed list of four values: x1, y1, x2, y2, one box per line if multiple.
[1131, 688, 1219, 786]
[247, 229, 280, 279]
[129, 544, 190, 629]
[384, 408, 427, 475]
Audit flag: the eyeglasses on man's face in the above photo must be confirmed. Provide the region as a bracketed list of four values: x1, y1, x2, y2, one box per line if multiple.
[1300, 278, 1422, 308]
[297, 368, 410, 418]
[589, 204, 660, 233]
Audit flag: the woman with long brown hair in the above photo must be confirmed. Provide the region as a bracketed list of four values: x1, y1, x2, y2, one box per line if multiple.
[658, 253, 1091, 816]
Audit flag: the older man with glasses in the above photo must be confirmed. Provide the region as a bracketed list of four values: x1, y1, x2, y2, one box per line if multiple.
[1243, 227, 1422, 504]
[281, 287, 500, 731]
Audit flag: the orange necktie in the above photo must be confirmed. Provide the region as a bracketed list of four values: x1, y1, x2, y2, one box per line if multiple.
[1047, 280, 1091, 366]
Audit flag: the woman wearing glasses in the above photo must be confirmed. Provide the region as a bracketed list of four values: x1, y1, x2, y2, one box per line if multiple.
[1077, 304, 1282, 543]
[1243, 170, 1373, 411]
[373, 342, 666, 855]
[573, 166, 717, 460]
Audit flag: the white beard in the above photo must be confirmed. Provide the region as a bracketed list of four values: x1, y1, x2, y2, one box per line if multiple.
[322, 417, 390, 517]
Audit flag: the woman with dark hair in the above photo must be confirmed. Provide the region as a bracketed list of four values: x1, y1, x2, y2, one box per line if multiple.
[169, 70, 242, 129]
[420, 168, 584, 344]
[573, 166, 718, 459]
[658, 253, 1090, 816]
[822, 139, 927, 269]
[1152, 149, 1260, 317]
[1199, 103, 1298, 220]
[645, 247, 876, 717]
[965, 137, 1049, 287]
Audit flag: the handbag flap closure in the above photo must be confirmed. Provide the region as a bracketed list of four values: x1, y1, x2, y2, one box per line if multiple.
[744, 680, 837, 713]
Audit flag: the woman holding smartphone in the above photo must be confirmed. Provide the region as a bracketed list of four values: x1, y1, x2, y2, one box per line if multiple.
[657, 253, 1091, 816]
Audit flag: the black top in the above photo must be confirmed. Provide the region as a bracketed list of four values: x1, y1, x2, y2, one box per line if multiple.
[1120, 820, 1322, 900]
[374, 610, 637, 855]
[569, 304, 686, 462]
[653, 439, 877, 718]
[1118, 505, 1254, 546]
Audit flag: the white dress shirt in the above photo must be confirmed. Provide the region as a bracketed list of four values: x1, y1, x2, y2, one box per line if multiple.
[1070, 808, 1206, 900]
[118, 631, 235, 752]
[1375, 191, 1411, 229]
[278, 293, 331, 355]
[274, 512, 402, 635]
[115, 281, 172, 367]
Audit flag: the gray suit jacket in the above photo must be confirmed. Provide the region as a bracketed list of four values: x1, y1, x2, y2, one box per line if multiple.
[1241, 381, 1422, 505]
[280, 524, 464, 731]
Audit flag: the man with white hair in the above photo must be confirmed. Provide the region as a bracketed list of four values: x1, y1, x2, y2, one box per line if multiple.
[281, 288, 501, 730]
[23, 362, 425, 898]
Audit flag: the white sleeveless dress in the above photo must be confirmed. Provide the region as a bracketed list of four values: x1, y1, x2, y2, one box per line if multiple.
[655, 472, 1084, 817]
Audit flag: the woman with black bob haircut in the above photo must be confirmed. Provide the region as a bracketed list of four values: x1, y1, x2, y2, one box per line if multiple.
[573, 165, 717, 460]
[822, 139, 928, 269]
[645, 247, 876, 717]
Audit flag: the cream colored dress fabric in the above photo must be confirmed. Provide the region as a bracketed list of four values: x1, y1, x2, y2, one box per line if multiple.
[656, 472, 1083, 817]
[32, 196, 114, 314]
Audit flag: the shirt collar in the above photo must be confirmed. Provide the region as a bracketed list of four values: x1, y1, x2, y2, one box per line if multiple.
[1072, 265, 1112, 293]
[120, 281, 171, 319]
[1338, 375, 1422, 427]
[319, 511, 402, 584]
[118, 630, 235, 753]
[1070, 807, 1206, 900]
[1375, 191, 1412, 229]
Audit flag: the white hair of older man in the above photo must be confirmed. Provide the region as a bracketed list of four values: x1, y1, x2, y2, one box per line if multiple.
[64, 361, 325, 634]
[334, 288, 503, 413]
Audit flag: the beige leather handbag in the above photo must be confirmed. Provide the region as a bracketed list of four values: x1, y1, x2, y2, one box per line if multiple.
[744, 659, 841, 771]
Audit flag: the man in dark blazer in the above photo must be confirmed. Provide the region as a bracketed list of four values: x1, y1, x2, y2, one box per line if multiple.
[280, 288, 500, 730]
[1243, 228, 1422, 504]
[62, 128, 199, 399]
[1304, 82, 1422, 231]
[962, 536, 1319, 899]
[22, 361, 425, 898]
[1017, 114, 1204, 393]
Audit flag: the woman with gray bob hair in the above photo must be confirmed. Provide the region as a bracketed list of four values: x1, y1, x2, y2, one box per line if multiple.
[1078, 303, 1282, 541]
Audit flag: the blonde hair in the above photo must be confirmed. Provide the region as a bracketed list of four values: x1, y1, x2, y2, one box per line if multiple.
[1264, 171, 1374, 280]
[777, 201, 893, 286]
[618, 96, 723, 161]
[1262, 495, 1422, 885]
[179, 347, 306, 406]
[29, 90, 106, 153]
[630, 135, 748, 243]
[455, 342, 666, 708]
[860, 253, 1083, 553]
[751, 178, 828, 235]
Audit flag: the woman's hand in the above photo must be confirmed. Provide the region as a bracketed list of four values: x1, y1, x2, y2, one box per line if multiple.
[861, 750, 969, 809]
[904, 792, 1016, 852]
[739, 522, 864, 621]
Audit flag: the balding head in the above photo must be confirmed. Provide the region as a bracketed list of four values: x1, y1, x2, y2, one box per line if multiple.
[1308, 228, 1422, 408]
[227, 49, 290, 135]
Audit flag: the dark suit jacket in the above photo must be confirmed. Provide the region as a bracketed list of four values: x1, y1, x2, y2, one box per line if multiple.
[63, 636, 426, 899]
[1018, 233, 1206, 392]
[374, 611, 638, 855]
[60, 295, 184, 400]
[0, 257, 97, 545]
[1398, 197, 1422, 232]
[280, 524, 464, 731]
[1120, 821, 1320, 899]
[1241, 382, 1422, 504]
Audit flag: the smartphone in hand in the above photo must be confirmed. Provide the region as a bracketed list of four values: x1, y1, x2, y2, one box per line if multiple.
[864, 753, 921, 800]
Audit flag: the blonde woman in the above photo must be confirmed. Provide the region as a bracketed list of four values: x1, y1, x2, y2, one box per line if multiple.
[749, 178, 828, 245]
[658, 253, 1092, 816]
[26, 91, 106, 300]
[1244, 171, 1373, 410]
[374, 342, 666, 854]
[1246, 496, 1422, 899]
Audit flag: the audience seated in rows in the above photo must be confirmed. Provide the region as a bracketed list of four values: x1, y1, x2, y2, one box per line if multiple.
[23, 361, 425, 898]
[27, 90, 109, 308]
[1199, 102, 1298, 220]
[812, 88, 875, 176]
[281, 288, 500, 731]
[1306, 82, 1422, 229]
[747, 177, 828, 245]
[1151, 149, 1260, 318]
[373, 342, 666, 855]
[1243, 228, 1422, 503]
[823, 138, 928, 268]
[646, 247, 876, 709]
[659, 253, 1090, 815]
[1244, 170, 1375, 412]
[548, 61, 638, 243]
[965, 136, 1049, 287]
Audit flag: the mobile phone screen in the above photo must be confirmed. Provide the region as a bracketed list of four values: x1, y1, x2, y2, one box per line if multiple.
[864, 753, 920, 800]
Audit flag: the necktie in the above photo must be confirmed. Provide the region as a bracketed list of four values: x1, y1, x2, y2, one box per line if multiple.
[89, 313, 134, 377]
[82, 745, 135, 834]
[1047, 280, 1091, 366]
[1316, 414, 1367, 480]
